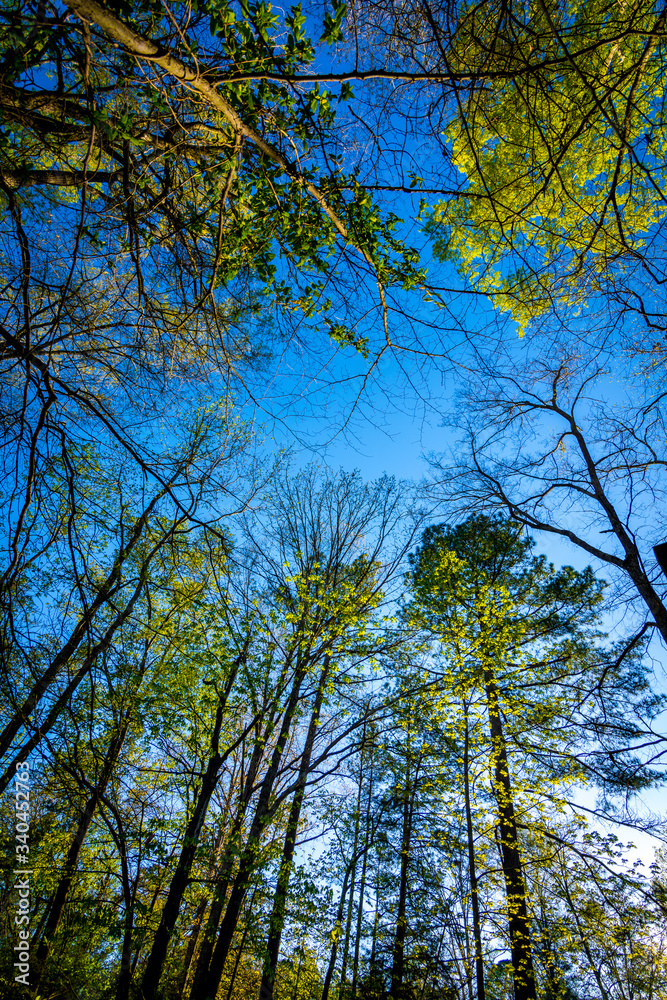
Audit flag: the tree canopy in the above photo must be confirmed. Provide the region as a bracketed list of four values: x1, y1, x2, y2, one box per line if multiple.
[1, 2, 666, 1000]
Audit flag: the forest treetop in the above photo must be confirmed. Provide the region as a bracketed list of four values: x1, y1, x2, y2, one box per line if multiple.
[1, 2, 667, 997]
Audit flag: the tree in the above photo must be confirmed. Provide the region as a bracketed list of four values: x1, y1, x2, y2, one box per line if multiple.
[430, 344, 667, 656]
[3, 2, 667, 992]
[531, 833, 667, 1000]
[0, 436, 226, 792]
[0, 0, 426, 759]
[426, 0, 667, 341]
[320, 0, 667, 363]
[0, 0, 422, 391]
[407, 514, 659, 1000]
[200, 466, 413, 1000]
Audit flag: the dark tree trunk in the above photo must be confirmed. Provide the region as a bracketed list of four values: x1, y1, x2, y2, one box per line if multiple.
[179, 894, 208, 995]
[195, 660, 308, 1000]
[114, 823, 136, 1000]
[188, 740, 265, 996]
[463, 701, 486, 1000]
[390, 754, 415, 1000]
[258, 656, 330, 1000]
[483, 670, 536, 1000]
[177, 825, 228, 994]
[321, 858, 357, 1000]
[224, 890, 257, 1000]
[339, 757, 363, 998]
[140, 648, 245, 1000]
[189, 655, 296, 997]
[623, 549, 667, 646]
[352, 746, 373, 998]
[367, 860, 381, 995]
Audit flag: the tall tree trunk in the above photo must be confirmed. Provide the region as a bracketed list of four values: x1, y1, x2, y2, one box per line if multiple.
[190, 653, 295, 997]
[419, 925, 448, 1000]
[390, 751, 415, 1000]
[367, 859, 381, 999]
[351, 840, 368, 999]
[483, 669, 536, 1000]
[224, 889, 257, 1000]
[463, 700, 486, 1000]
[258, 656, 330, 1000]
[177, 825, 228, 995]
[352, 745, 373, 999]
[321, 855, 358, 1000]
[195, 659, 308, 1000]
[189, 733, 266, 996]
[140, 647, 246, 1000]
[113, 814, 136, 1000]
[339, 758, 363, 998]
[179, 895, 209, 995]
